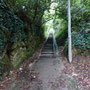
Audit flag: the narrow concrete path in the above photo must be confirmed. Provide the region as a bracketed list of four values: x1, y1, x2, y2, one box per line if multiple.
[29, 36, 77, 90]
[4, 35, 78, 90]
[29, 36, 67, 90]
[31, 56, 65, 90]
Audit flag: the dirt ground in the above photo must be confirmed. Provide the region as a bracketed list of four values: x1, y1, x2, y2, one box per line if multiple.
[62, 54, 90, 90]
[0, 47, 89, 90]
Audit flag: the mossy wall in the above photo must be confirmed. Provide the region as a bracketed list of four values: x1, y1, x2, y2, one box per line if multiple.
[0, 1, 43, 75]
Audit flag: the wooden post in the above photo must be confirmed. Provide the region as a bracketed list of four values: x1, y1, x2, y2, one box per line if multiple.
[68, 0, 72, 62]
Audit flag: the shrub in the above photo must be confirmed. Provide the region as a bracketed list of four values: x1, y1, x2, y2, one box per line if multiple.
[72, 31, 90, 50]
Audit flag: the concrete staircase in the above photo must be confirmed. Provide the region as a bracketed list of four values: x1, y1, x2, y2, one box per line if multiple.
[40, 36, 54, 58]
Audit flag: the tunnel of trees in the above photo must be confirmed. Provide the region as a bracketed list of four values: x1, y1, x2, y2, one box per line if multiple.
[0, 0, 90, 75]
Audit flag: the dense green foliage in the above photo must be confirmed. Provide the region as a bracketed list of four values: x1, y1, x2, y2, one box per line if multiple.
[72, 23, 90, 50]
[0, 1, 24, 75]
[42, 0, 90, 55]
[0, 0, 51, 75]
[0, 1, 23, 53]
[0, 0, 90, 75]
[54, 0, 90, 54]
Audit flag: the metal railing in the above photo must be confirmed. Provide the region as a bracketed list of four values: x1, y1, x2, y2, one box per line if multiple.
[44, 33, 59, 56]
[52, 33, 59, 56]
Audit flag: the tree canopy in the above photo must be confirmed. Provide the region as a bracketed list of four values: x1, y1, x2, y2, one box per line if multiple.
[0, 0, 90, 75]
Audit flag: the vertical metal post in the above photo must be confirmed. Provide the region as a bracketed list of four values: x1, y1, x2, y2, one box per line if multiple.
[68, 0, 72, 62]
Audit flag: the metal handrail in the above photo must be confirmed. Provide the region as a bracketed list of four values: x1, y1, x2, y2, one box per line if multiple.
[52, 33, 59, 56]
[44, 33, 59, 56]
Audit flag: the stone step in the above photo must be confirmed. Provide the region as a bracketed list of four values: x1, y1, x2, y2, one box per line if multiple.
[44, 45, 52, 47]
[40, 55, 56, 59]
[40, 53, 53, 56]
[41, 52, 54, 54]
[40, 55, 56, 58]
[44, 47, 52, 48]
[43, 49, 53, 52]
